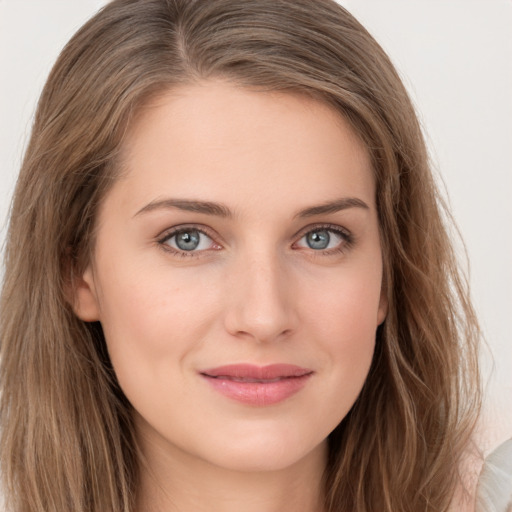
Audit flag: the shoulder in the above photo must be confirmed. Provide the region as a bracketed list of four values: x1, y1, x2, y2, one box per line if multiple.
[475, 439, 512, 512]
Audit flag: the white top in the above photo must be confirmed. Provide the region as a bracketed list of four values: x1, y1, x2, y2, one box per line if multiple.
[476, 439, 512, 512]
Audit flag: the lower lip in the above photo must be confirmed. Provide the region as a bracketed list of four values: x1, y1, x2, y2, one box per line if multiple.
[201, 374, 312, 406]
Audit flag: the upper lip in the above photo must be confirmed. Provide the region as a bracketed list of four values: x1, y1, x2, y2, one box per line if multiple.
[200, 364, 313, 380]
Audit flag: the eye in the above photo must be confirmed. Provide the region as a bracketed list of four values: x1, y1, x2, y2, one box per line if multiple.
[295, 226, 351, 252]
[159, 227, 218, 254]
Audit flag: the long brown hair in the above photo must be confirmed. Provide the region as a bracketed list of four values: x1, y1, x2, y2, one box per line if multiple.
[0, 1, 480, 511]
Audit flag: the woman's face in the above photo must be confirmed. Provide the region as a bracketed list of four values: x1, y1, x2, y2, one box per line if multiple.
[74, 81, 386, 473]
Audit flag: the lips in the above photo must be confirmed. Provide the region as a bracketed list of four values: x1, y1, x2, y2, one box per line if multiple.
[200, 364, 313, 406]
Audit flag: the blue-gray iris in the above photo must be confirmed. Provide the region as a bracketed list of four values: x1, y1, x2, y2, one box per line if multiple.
[176, 230, 201, 251]
[307, 230, 330, 250]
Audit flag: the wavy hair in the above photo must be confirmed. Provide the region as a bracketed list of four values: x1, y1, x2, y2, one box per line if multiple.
[0, 0, 480, 511]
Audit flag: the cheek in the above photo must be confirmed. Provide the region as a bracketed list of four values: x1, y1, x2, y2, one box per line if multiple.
[305, 264, 383, 343]
[302, 266, 381, 393]
[95, 265, 221, 386]
[99, 259, 215, 333]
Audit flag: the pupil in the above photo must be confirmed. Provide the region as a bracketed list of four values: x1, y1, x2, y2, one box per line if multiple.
[307, 230, 330, 250]
[176, 230, 200, 251]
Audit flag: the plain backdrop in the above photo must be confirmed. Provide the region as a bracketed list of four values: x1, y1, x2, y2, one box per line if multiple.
[1, 0, 511, 456]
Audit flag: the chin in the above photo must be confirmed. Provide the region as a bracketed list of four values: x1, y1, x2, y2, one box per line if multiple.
[198, 425, 327, 473]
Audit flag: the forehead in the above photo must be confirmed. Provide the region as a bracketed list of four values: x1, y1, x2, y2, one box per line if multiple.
[112, 80, 375, 216]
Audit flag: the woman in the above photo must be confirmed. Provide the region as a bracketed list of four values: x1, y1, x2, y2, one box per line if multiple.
[0, 0, 482, 511]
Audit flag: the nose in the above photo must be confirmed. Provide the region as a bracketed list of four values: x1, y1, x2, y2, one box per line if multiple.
[223, 249, 297, 343]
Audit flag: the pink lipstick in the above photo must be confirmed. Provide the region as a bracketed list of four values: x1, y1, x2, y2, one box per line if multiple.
[200, 364, 313, 406]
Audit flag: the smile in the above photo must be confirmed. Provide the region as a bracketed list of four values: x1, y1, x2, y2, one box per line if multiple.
[210, 376, 289, 383]
[200, 364, 314, 406]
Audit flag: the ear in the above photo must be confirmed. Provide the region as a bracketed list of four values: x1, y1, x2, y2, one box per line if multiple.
[377, 290, 388, 326]
[377, 269, 388, 325]
[70, 266, 101, 322]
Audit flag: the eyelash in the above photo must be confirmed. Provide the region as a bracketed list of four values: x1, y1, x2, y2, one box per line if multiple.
[294, 223, 354, 256]
[156, 223, 354, 259]
[157, 225, 220, 259]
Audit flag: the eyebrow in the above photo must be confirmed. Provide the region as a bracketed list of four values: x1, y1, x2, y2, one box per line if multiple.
[294, 197, 369, 218]
[134, 199, 231, 218]
[134, 196, 369, 218]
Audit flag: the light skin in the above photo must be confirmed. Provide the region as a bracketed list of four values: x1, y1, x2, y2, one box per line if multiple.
[74, 81, 387, 512]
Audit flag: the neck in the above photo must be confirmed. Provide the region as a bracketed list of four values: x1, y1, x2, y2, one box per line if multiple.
[135, 426, 327, 512]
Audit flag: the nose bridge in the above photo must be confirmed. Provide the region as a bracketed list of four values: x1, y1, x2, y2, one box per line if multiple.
[224, 244, 296, 342]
